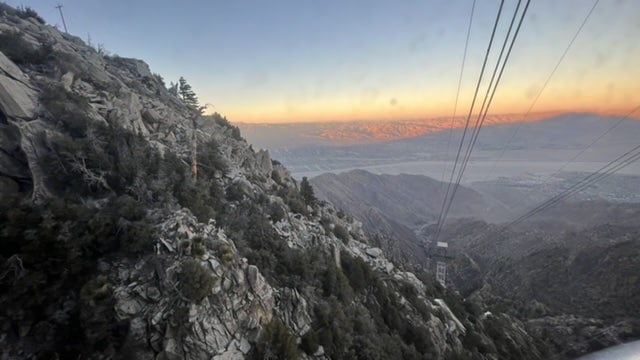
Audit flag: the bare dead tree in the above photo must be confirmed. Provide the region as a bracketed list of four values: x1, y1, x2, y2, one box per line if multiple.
[68, 155, 112, 192]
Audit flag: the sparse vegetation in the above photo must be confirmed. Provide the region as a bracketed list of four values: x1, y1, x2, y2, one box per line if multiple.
[16, 5, 45, 23]
[220, 244, 235, 268]
[251, 318, 299, 360]
[268, 202, 286, 222]
[80, 276, 112, 304]
[179, 259, 214, 303]
[0, 31, 51, 65]
[333, 223, 350, 244]
[0, 193, 154, 357]
[192, 236, 206, 257]
[300, 329, 320, 355]
[0, 3, 45, 24]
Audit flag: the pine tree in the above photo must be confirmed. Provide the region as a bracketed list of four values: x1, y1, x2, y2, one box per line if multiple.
[300, 177, 317, 206]
[176, 77, 204, 181]
[178, 76, 199, 109]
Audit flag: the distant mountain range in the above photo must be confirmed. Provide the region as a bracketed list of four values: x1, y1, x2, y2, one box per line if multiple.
[248, 113, 640, 179]
[238, 112, 638, 150]
[237, 112, 561, 149]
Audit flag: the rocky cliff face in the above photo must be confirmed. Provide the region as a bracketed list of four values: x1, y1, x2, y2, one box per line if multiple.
[442, 219, 640, 358]
[0, 5, 546, 359]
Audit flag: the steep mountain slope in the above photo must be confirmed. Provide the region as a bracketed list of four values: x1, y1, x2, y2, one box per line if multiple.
[310, 170, 509, 268]
[310, 167, 640, 357]
[441, 219, 640, 357]
[0, 5, 547, 360]
[311, 170, 508, 230]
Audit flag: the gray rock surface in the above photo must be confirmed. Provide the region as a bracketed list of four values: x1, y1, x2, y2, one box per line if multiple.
[0, 51, 38, 119]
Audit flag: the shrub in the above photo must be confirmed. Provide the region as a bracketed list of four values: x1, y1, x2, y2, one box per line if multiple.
[443, 289, 467, 320]
[320, 217, 332, 235]
[192, 242, 205, 257]
[181, 240, 191, 252]
[192, 236, 206, 257]
[0, 32, 51, 65]
[178, 179, 221, 222]
[277, 187, 309, 216]
[251, 318, 299, 360]
[117, 219, 154, 255]
[225, 182, 245, 202]
[80, 276, 112, 304]
[179, 259, 214, 303]
[40, 86, 91, 139]
[220, 245, 235, 267]
[301, 329, 320, 355]
[16, 5, 46, 24]
[287, 196, 307, 216]
[109, 195, 147, 221]
[0, 197, 142, 356]
[269, 202, 286, 223]
[314, 299, 354, 358]
[340, 253, 372, 293]
[83, 195, 153, 256]
[198, 138, 228, 177]
[333, 224, 350, 244]
[322, 262, 353, 302]
[230, 126, 242, 141]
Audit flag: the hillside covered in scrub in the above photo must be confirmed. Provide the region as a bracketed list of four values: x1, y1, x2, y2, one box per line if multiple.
[310, 169, 640, 358]
[0, 5, 557, 359]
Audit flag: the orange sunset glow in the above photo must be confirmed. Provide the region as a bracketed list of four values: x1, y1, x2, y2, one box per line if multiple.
[21, 0, 637, 125]
[200, 0, 640, 125]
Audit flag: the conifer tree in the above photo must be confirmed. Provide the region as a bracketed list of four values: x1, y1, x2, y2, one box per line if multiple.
[178, 76, 199, 109]
[176, 77, 205, 181]
[300, 177, 317, 206]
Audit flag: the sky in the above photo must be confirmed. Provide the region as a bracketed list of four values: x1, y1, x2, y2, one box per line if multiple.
[7, 0, 640, 123]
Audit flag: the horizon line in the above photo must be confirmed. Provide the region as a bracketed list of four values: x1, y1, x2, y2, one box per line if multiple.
[230, 108, 637, 125]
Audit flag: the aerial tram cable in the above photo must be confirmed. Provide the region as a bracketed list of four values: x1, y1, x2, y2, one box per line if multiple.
[506, 103, 640, 227]
[434, 0, 506, 242]
[435, 0, 531, 243]
[487, 0, 601, 178]
[508, 141, 640, 227]
[456, 133, 640, 262]
[508, 150, 640, 227]
[447, 104, 640, 285]
[457, 0, 525, 181]
[439, 0, 477, 186]
[439, 0, 530, 237]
